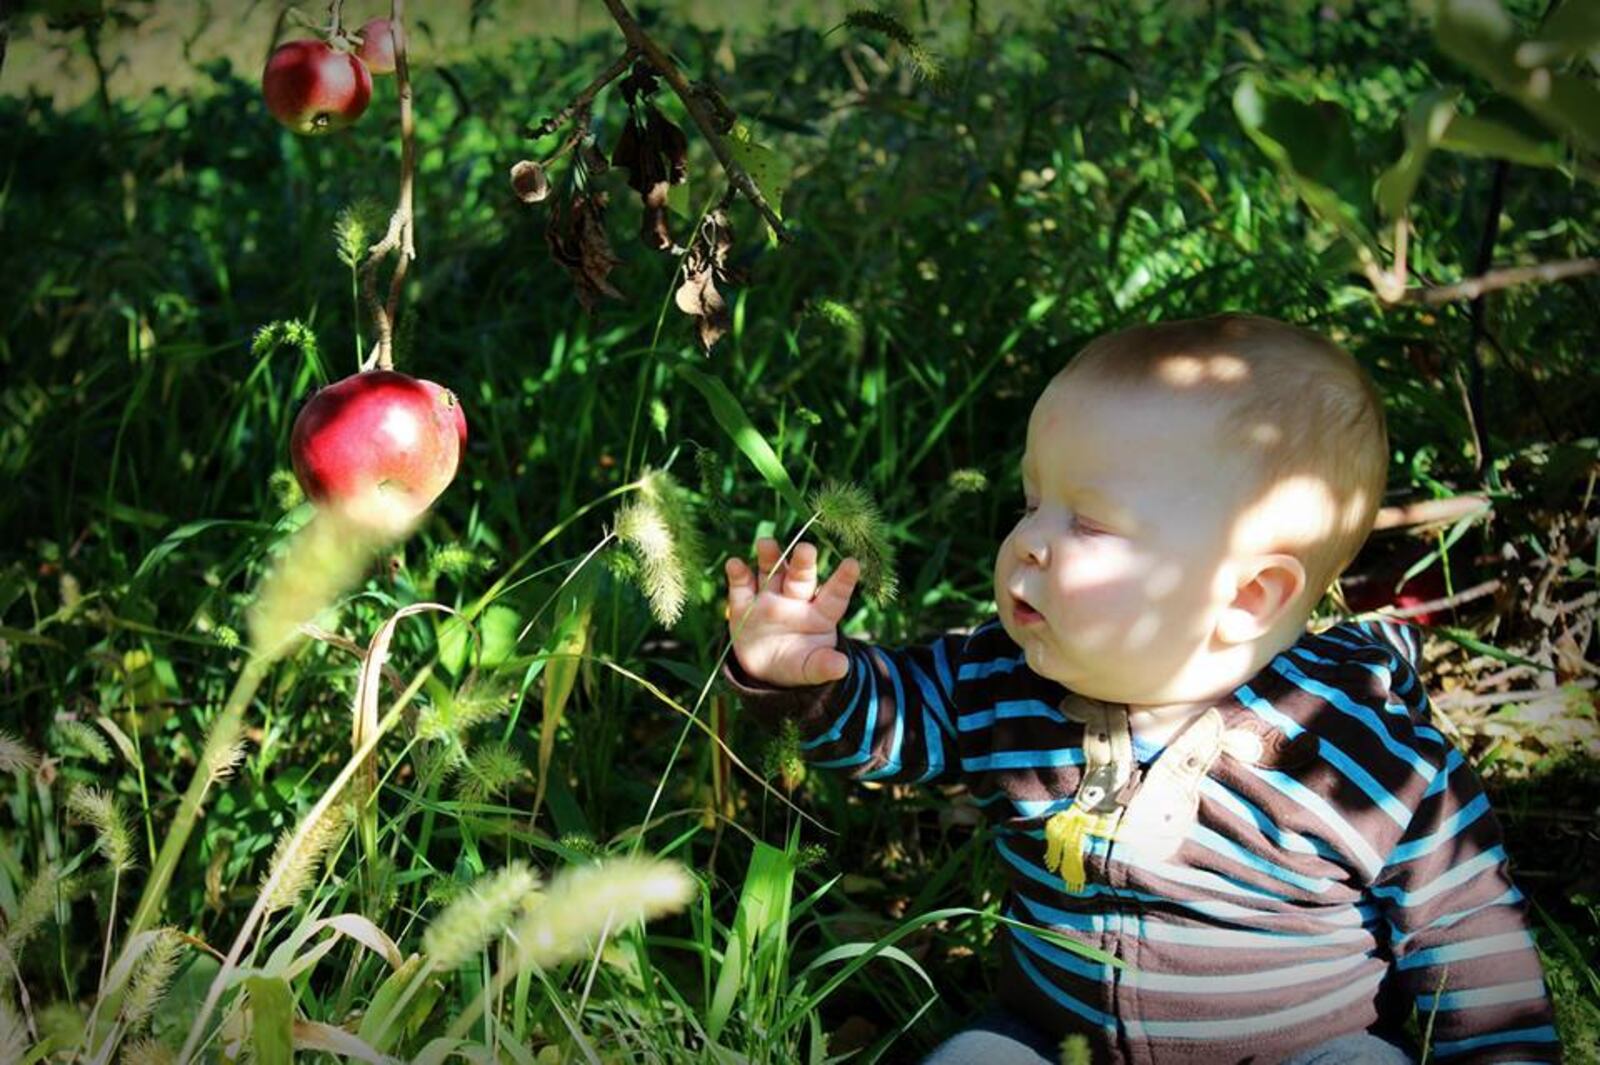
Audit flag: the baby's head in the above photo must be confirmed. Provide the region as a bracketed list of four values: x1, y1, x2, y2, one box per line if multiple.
[993, 313, 1388, 706]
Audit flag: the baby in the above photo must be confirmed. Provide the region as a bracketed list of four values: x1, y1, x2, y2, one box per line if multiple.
[721, 315, 1559, 1064]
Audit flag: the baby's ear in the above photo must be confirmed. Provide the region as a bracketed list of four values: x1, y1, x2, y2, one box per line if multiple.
[1217, 554, 1307, 645]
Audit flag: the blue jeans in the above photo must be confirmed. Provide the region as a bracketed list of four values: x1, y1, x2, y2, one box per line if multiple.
[921, 1008, 1415, 1064]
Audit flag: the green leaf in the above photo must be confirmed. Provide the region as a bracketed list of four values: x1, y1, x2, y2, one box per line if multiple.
[726, 123, 793, 221]
[1376, 89, 1461, 219]
[1233, 77, 1378, 252]
[246, 975, 296, 1065]
[708, 840, 794, 1040]
[531, 586, 591, 824]
[1514, 0, 1600, 69]
[1440, 99, 1566, 168]
[1435, 0, 1600, 154]
[676, 364, 806, 516]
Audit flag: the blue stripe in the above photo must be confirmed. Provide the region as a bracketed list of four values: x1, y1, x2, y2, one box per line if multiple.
[1384, 793, 1490, 866]
[1273, 658, 1435, 806]
[1396, 930, 1534, 971]
[996, 839, 1289, 921]
[998, 831, 1312, 901]
[962, 748, 1085, 772]
[906, 656, 956, 741]
[1123, 968, 1386, 1040]
[1221, 694, 1383, 877]
[915, 706, 945, 784]
[859, 647, 907, 781]
[1013, 892, 1376, 949]
[931, 636, 955, 706]
[1009, 795, 1078, 818]
[1420, 746, 1464, 801]
[1188, 824, 1336, 894]
[1371, 847, 1508, 909]
[957, 654, 1026, 680]
[1389, 887, 1524, 949]
[1012, 924, 1373, 994]
[1419, 979, 1548, 1012]
[1009, 942, 1118, 1030]
[800, 655, 867, 751]
[957, 699, 1068, 731]
[1199, 779, 1346, 863]
[1432, 1025, 1558, 1056]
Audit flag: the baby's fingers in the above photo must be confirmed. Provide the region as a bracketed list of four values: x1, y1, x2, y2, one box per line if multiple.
[725, 557, 757, 622]
[813, 557, 861, 623]
[781, 542, 820, 601]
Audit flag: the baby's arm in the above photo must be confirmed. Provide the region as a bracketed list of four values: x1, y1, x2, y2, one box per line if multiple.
[1372, 740, 1560, 1061]
[723, 538, 963, 786]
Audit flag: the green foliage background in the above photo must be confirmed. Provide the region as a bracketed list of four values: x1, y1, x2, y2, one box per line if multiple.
[0, 0, 1596, 1060]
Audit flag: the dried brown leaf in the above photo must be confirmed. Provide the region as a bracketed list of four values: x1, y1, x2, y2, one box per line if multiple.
[510, 160, 550, 204]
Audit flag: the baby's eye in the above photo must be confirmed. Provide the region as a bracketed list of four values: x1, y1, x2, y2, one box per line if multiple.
[1073, 515, 1112, 537]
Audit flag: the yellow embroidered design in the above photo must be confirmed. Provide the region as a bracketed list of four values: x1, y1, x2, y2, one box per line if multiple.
[1043, 806, 1122, 893]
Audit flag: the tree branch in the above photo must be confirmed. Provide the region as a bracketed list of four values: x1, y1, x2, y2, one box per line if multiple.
[526, 47, 637, 139]
[598, 0, 792, 243]
[360, 0, 417, 372]
[1400, 256, 1600, 305]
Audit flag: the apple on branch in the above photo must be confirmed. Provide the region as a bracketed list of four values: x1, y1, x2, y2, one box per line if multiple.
[263, 38, 373, 135]
[356, 18, 398, 76]
[290, 371, 467, 537]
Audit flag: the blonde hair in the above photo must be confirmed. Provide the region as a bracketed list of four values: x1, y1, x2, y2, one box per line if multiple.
[1056, 314, 1388, 603]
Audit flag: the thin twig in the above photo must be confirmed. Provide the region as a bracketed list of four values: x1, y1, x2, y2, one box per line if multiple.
[360, 0, 417, 372]
[526, 48, 638, 139]
[598, 0, 792, 242]
[1400, 257, 1600, 305]
[1379, 578, 1501, 619]
[1372, 494, 1491, 531]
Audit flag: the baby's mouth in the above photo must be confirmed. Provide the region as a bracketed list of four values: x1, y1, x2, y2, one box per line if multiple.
[1012, 595, 1044, 625]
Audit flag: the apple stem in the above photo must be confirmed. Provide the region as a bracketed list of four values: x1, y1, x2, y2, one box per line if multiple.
[327, 0, 344, 38]
[598, 0, 792, 243]
[360, 0, 416, 372]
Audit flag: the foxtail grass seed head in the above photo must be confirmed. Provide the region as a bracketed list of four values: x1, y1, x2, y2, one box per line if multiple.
[66, 787, 135, 872]
[0, 730, 39, 775]
[247, 508, 394, 662]
[454, 740, 526, 804]
[53, 719, 112, 764]
[267, 469, 305, 512]
[805, 299, 865, 361]
[121, 1038, 176, 1065]
[810, 479, 898, 605]
[203, 735, 249, 787]
[423, 862, 541, 972]
[510, 857, 696, 972]
[262, 803, 349, 914]
[763, 718, 807, 794]
[415, 679, 514, 743]
[842, 10, 947, 89]
[3, 864, 65, 952]
[615, 469, 705, 629]
[124, 928, 184, 1031]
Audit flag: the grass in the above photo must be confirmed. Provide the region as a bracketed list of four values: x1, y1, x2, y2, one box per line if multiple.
[1, 0, 1598, 1060]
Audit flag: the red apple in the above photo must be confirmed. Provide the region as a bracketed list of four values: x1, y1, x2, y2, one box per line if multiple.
[290, 371, 467, 534]
[263, 38, 373, 135]
[356, 18, 398, 76]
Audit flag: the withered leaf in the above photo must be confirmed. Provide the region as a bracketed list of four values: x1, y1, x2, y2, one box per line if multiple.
[641, 181, 674, 253]
[675, 208, 736, 352]
[546, 193, 624, 311]
[612, 102, 690, 253]
[509, 159, 550, 204]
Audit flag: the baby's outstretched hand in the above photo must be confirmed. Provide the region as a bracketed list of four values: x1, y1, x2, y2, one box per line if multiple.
[725, 538, 860, 688]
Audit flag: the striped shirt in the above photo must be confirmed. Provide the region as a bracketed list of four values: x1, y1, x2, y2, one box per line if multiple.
[722, 618, 1559, 1063]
